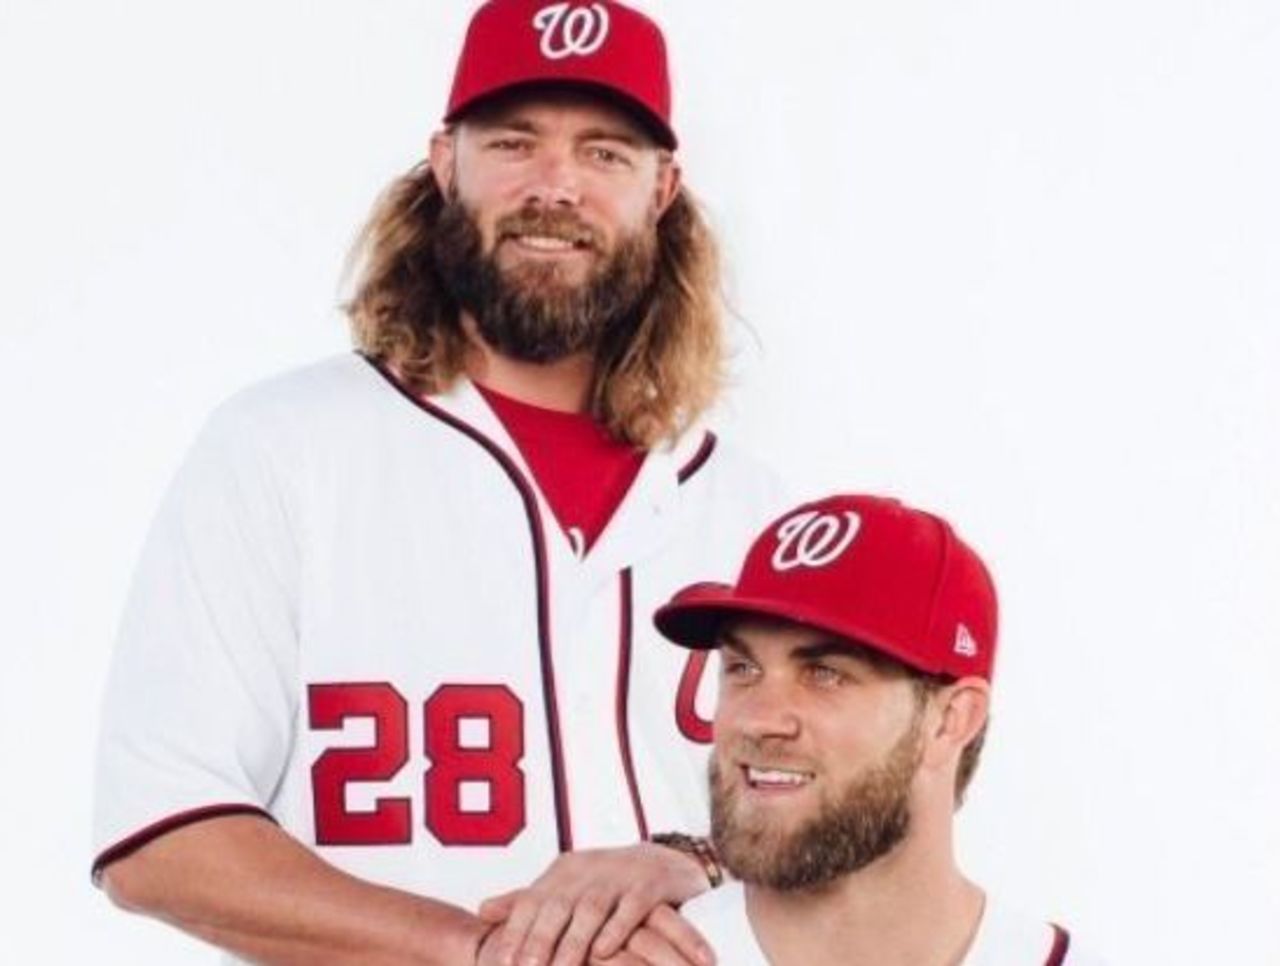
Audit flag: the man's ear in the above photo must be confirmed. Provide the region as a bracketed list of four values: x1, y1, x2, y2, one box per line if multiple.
[653, 155, 682, 219]
[429, 130, 457, 197]
[923, 677, 990, 770]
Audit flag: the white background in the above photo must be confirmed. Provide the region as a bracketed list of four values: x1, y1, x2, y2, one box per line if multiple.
[2, 1, 1277, 962]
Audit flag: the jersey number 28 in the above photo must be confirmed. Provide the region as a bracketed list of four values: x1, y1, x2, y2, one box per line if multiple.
[307, 682, 525, 847]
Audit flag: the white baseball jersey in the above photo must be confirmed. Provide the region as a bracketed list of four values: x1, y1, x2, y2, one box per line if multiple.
[92, 354, 786, 918]
[683, 883, 1111, 966]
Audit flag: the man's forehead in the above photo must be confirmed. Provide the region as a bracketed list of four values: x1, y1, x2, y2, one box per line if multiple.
[718, 617, 847, 657]
[717, 617, 910, 674]
[456, 85, 659, 144]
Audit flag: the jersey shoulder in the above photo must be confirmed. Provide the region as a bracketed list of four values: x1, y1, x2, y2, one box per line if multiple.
[967, 895, 1113, 966]
[678, 427, 785, 491]
[207, 353, 389, 439]
[187, 353, 434, 486]
[675, 428, 793, 524]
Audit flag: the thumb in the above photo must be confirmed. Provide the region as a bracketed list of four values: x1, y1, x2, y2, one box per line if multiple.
[477, 889, 520, 924]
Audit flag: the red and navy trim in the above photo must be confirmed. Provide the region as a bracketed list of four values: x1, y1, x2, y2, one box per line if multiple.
[1046, 923, 1071, 965]
[615, 569, 649, 839]
[613, 428, 715, 835]
[367, 357, 574, 852]
[91, 803, 275, 885]
[675, 650, 715, 744]
[677, 432, 717, 485]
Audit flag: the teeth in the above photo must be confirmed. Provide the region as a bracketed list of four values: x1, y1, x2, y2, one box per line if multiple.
[516, 235, 575, 251]
[746, 766, 813, 787]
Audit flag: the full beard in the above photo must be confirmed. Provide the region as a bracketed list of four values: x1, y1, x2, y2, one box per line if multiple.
[709, 719, 925, 891]
[432, 199, 658, 364]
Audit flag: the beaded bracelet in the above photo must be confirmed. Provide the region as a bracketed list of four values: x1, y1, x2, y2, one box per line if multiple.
[649, 831, 725, 889]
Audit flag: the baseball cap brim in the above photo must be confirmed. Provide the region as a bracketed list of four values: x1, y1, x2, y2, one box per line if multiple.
[653, 582, 950, 677]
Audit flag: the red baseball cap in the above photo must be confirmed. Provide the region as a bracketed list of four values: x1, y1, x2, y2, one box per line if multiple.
[654, 495, 1000, 681]
[445, 0, 677, 149]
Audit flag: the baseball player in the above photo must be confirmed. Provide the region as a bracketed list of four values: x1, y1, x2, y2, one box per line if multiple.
[92, 2, 784, 964]
[644, 495, 1110, 965]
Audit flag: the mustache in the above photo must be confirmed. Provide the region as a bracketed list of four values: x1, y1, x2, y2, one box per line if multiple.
[495, 208, 603, 250]
[717, 739, 818, 774]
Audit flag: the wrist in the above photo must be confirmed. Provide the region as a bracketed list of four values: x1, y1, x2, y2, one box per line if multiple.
[648, 832, 724, 890]
[421, 907, 494, 966]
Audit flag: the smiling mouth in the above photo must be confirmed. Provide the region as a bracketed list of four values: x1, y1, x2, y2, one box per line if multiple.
[742, 764, 816, 790]
[504, 232, 595, 253]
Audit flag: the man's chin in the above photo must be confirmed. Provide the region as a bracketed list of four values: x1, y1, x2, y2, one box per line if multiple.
[717, 826, 812, 888]
[495, 262, 596, 300]
[718, 802, 816, 853]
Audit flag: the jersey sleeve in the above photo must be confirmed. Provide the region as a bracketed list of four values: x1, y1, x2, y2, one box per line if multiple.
[91, 398, 301, 881]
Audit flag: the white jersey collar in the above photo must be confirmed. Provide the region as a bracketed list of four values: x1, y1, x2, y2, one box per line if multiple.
[365, 359, 716, 575]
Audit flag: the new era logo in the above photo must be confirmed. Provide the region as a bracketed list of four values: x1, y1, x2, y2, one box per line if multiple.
[954, 623, 979, 658]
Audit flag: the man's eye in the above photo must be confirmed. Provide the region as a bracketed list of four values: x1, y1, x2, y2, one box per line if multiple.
[805, 664, 844, 687]
[588, 146, 630, 166]
[722, 659, 758, 680]
[489, 138, 531, 152]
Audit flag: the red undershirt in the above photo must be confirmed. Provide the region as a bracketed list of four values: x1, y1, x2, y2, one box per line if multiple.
[477, 383, 645, 556]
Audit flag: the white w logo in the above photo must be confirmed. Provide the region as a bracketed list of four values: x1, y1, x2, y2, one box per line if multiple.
[533, 3, 611, 60]
[771, 511, 861, 572]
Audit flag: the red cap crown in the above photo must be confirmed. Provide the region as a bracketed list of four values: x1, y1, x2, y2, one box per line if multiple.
[654, 495, 1000, 681]
[445, 0, 676, 148]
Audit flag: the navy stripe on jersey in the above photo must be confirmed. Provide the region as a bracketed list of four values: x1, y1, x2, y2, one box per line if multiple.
[616, 432, 715, 832]
[1046, 924, 1071, 965]
[677, 432, 717, 484]
[615, 569, 649, 839]
[366, 357, 575, 852]
[91, 804, 275, 885]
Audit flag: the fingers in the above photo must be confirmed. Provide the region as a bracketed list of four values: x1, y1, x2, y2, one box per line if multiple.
[506, 891, 587, 966]
[548, 890, 615, 966]
[589, 952, 647, 966]
[479, 890, 522, 924]
[590, 890, 655, 958]
[484, 892, 543, 966]
[621, 921, 709, 966]
[479, 846, 713, 966]
[516, 892, 585, 966]
[636, 907, 714, 966]
[475, 923, 508, 966]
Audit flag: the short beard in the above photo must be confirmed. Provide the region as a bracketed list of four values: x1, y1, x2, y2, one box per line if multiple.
[431, 198, 658, 364]
[709, 716, 925, 892]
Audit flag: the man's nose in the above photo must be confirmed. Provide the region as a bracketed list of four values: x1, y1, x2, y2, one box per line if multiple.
[729, 681, 802, 742]
[523, 146, 582, 208]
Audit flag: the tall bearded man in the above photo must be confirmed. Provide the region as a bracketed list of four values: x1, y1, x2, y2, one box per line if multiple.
[91, 2, 785, 964]
[651, 495, 1111, 966]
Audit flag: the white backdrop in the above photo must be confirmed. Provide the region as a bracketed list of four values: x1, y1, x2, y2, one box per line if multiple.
[2, 1, 1277, 963]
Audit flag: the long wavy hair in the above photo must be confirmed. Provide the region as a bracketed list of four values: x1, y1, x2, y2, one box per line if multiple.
[345, 162, 725, 448]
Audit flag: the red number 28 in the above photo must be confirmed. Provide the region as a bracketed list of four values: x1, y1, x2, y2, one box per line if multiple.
[308, 683, 525, 847]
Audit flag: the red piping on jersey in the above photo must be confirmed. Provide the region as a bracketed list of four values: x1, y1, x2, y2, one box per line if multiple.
[615, 569, 650, 839]
[366, 356, 574, 852]
[669, 435, 719, 746]
[677, 432, 717, 484]
[1046, 924, 1071, 966]
[675, 650, 715, 743]
[90, 804, 275, 885]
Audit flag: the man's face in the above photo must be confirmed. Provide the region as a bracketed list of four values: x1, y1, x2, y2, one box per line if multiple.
[429, 91, 680, 363]
[709, 619, 927, 891]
